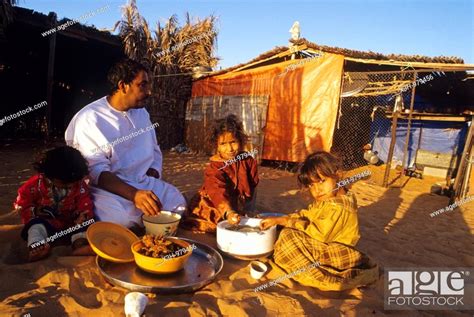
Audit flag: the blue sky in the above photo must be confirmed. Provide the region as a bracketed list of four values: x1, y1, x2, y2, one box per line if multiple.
[20, 0, 473, 69]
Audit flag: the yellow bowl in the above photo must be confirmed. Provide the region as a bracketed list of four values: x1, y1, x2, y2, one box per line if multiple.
[87, 222, 139, 263]
[131, 238, 193, 274]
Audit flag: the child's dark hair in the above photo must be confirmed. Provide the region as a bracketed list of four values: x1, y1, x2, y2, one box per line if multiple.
[209, 114, 248, 147]
[33, 146, 89, 183]
[298, 151, 342, 187]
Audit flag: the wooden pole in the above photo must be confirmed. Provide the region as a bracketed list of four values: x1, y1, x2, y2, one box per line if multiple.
[452, 117, 474, 202]
[462, 145, 473, 197]
[398, 72, 418, 187]
[383, 111, 399, 187]
[45, 12, 57, 138]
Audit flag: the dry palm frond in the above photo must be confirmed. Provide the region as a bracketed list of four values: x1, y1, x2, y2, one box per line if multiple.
[142, 19, 155, 67]
[152, 14, 219, 70]
[114, 1, 219, 148]
[115, 0, 147, 61]
[173, 16, 219, 70]
[162, 15, 178, 48]
[116, 1, 219, 69]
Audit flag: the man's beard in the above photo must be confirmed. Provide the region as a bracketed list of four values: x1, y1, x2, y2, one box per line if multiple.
[135, 97, 149, 108]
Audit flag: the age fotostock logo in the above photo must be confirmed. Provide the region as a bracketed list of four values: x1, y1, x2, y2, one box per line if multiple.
[385, 268, 473, 310]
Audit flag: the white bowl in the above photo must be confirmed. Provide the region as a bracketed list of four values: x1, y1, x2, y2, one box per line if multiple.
[216, 218, 276, 259]
[142, 211, 181, 237]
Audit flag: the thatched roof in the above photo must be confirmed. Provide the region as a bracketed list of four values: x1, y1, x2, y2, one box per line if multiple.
[209, 37, 464, 77]
[294, 38, 464, 64]
[6, 6, 120, 45]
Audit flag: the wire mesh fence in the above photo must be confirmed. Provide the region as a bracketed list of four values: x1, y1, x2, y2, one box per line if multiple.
[331, 70, 449, 187]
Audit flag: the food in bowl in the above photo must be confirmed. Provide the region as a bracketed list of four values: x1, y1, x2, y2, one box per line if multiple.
[131, 235, 193, 274]
[226, 224, 263, 233]
[138, 235, 184, 258]
[142, 211, 181, 236]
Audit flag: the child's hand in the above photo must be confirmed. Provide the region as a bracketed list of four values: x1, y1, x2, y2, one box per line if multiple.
[259, 218, 278, 230]
[74, 211, 89, 225]
[260, 217, 288, 230]
[226, 211, 241, 225]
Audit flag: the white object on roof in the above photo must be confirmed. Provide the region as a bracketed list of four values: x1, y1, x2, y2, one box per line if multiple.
[289, 21, 300, 41]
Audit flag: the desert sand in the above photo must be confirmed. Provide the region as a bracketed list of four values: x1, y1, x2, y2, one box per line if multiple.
[0, 140, 473, 316]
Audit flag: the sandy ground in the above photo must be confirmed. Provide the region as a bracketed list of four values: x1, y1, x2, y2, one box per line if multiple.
[0, 140, 473, 317]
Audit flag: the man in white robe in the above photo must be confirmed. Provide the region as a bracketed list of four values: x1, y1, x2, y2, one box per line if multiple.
[65, 59, 186, 228]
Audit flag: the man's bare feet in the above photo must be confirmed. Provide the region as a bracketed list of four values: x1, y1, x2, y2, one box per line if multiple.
[28, 243, 51, 262]
[71, 238, 94, 256]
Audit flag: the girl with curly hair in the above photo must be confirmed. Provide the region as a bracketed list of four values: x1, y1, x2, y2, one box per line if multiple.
[182, 114, 259, 233]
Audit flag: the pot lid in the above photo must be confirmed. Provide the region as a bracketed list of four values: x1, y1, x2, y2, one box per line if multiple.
[86, 222, 139, 263]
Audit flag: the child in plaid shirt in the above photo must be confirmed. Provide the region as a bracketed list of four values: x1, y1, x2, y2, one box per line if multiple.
[260, 151, 378, 291]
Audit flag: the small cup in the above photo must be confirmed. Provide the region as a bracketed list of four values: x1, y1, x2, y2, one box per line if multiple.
[250, 261, 268, 279]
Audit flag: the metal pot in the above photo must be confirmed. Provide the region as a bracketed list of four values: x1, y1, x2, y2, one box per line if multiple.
[216, 218, 277, 259]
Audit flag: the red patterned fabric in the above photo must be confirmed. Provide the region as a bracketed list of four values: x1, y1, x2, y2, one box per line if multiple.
[182, 153, 259, 232]
[13, 174, 94, 231]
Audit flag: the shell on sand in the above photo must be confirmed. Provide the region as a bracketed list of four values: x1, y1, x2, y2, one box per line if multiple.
[124, 292, 148, 317]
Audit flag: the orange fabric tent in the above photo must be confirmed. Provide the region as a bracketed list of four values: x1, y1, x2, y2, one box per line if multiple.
[191, 52, 345, 162]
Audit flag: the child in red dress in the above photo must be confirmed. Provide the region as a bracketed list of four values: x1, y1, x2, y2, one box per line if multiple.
[14, 146, 94, 261]
[182, 114, 259, 233]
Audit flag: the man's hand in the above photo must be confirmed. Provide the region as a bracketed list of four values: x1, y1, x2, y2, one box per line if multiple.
[146, 168, 160, 179]
[133, 190, 162, 216]
[98, 172, 162, 216]
[260, 216, 288, 230]
[226, 211, 241, 225]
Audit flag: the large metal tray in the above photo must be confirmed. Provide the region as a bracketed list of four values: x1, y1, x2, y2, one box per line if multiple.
[97, 238, 223, 294]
